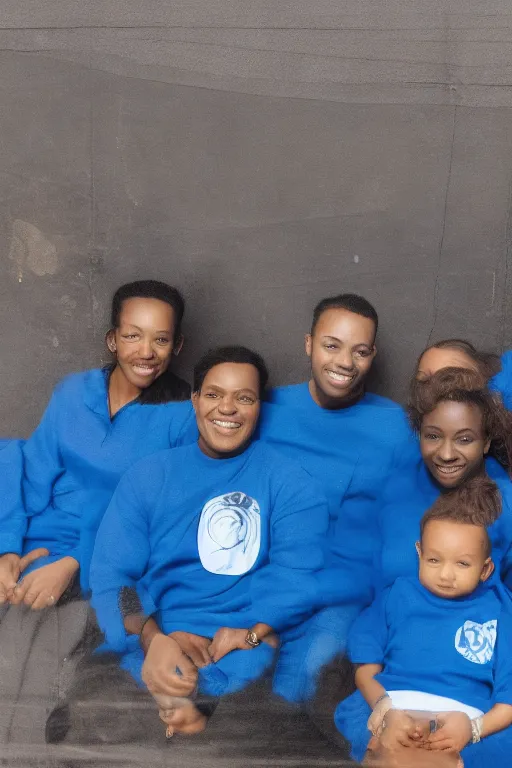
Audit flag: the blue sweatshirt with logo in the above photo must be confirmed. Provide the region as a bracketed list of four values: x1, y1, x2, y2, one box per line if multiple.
[349, 575, 512, 714]
[0, 369, 191, 589]
[90, 440, 328, 653]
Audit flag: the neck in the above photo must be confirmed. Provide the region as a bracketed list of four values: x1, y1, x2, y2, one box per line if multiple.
[308, 378, 364, 411]
[108, 365, 142, 417]
[197, 436, 251, 460]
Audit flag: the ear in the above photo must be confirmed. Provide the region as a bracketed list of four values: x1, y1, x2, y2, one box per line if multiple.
[191, 390, 199, 413]
[173, 334, 184, 357]
[415, 541, 421, 558]
[305, 333, 312, 358]
[480, 557, 495, 583]
[483, 436, 491, 455]
[105, 329, 117, 355]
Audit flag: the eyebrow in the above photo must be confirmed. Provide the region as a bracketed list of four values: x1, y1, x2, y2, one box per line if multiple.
[204, 385, 258, 396]
[321, 335, 372, 348]
[123, 325, 170, 334]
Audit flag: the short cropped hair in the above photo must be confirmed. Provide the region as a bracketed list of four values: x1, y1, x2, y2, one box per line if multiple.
[311, 293, 378, 337]
[111, 280, 185, 344]
[420, 476, 501, 557]
[416, 338, 501, 382]
[193, 346, 269, 398]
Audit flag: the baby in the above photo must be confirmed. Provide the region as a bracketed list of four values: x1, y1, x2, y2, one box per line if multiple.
[335, 477, 512, 767]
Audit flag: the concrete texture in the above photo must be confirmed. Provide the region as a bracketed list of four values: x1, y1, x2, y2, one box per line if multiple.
[1, 2, 512, 435]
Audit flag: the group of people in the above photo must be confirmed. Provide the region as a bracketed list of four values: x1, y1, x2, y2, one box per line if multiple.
[1, 278, 512, 765]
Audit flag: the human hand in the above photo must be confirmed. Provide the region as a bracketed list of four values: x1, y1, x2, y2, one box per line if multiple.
[10, 554, 77, 610]
[380, 709, 423, 750]
[208, 627, 250, 663]
[169, 631, 213, 668]
[427, 711, 472, 752]
[142, 633, 198, 700]
[0, 553, 21, 603]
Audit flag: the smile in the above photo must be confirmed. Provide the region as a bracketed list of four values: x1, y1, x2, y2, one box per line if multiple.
[434, 465, 465, 475]
[212, 419, 242, 430]
[133, 364, 158, 375]
[325, 370, 355, 384]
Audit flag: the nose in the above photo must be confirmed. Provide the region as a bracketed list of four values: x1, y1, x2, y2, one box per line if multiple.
[437, 438, 457, 462]
[218, 395, 237, 415]
[138, 338, 154, 359]
[333, 347, 355, 371]
[439, 562, 455, 583]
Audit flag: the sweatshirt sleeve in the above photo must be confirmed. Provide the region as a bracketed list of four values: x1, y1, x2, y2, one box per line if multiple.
[0, 440, 26, 555]
[489, 351, 512, 411]
[492, 610, 512, 707]
[248, 465, 328, 634]
[90, 468, 155, 652]
[347, 586, 391, 665]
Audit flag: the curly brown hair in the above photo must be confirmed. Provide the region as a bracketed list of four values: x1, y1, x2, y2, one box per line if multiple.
[420, 475, 501, 556]
[408, 367, 512, 474]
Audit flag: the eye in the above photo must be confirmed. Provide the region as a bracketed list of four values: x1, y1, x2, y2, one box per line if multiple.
[423, 433, 440, 441]
[427, 558, 439, 564]
[458, 561, 471, 568]
[323, 344, 337, 350]
[123, 333, 138, 340]
[156, 337, 170, 345]
[457, 436, 474, 444]
[204, 392, 218, 399]
[238, 395, 256, 404]
[354, 349, 371, 358]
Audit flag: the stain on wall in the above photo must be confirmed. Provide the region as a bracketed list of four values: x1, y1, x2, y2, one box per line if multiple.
[1, 2, 511, 436]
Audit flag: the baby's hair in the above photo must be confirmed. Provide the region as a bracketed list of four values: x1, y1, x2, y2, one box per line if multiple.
[420, 476, 501, 557]
[408, 367, 512, 473]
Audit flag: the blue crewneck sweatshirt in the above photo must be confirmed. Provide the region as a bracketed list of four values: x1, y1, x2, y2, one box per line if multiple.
[490, 351, 512, 410]
[349, 575, 512, 713]
[170, 386, 414, 609]
[90, 440, 328, 653]
[263, 382, 415, 608]
[375, 450, 512, 597]
[0, 369, 192, 590]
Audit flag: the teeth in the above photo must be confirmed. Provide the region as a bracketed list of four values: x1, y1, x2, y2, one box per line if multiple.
[326, 370, 353, 383]
[213, 420, 241, 429]
[436, 466, 464, 474]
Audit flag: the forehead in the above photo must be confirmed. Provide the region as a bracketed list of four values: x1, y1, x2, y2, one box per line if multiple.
[422, 519, 486, 554]
[314, 308, 375, 344]
[119, 297, 175, 328]
[202, 362, 259, 391]
[418, 347, 477, 375]
[422, 400, 484, 434]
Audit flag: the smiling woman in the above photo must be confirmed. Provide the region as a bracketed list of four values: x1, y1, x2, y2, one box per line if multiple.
[0, 279, 192, 744]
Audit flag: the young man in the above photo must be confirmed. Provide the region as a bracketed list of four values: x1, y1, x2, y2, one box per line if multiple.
[90, 346, 328, 735]
[262, 294, 413, 702]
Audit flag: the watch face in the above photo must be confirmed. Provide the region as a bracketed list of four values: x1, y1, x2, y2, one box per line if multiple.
[246, 631, 260, 647]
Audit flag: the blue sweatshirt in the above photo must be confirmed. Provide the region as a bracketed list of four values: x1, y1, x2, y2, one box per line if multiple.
[263, 383, 414, 607]
[0, 369, 192, 589]
[375, 451, 512, 596]
[490, 351, 512, 410]
[90, 440, 328, 653]
[349, 576, 512, 713]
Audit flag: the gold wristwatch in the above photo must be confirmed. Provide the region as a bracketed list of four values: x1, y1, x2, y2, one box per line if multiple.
[245, 630, 261, 648]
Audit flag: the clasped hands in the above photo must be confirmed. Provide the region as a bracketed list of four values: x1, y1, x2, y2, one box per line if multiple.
[0, 549, 78, 610]
[377, 709, 472, 754]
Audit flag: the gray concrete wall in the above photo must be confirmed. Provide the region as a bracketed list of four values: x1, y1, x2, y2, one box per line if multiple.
[1, 1, 512, 436]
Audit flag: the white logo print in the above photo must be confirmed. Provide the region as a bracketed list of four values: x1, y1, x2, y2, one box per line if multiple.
[198, 491, 261, 575]
[455, 620, 497, 665]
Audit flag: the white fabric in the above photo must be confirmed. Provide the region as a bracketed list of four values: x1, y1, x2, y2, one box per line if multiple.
[388, 690, 483, 720]
[198, 490, 261, 575]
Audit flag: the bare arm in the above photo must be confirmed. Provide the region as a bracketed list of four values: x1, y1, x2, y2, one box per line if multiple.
[355, 663, 386, 707]
[481, 703, 512, 738]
